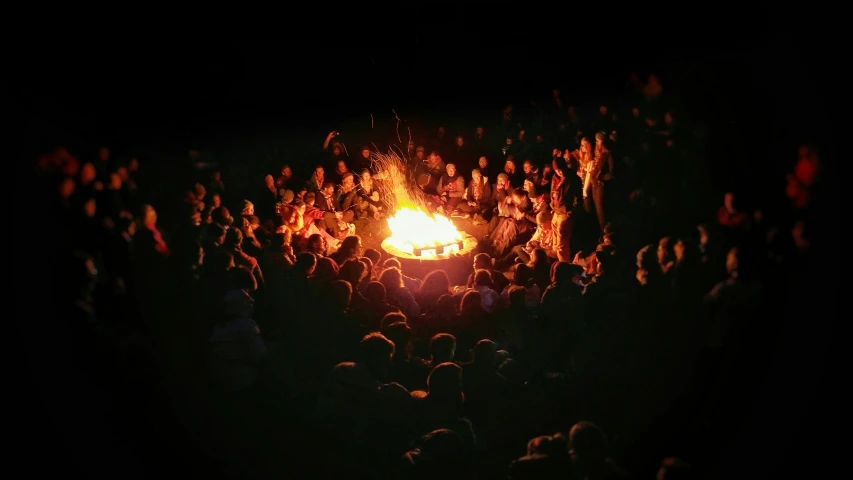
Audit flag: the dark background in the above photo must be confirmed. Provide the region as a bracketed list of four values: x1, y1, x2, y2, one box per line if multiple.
[20, 9, 837, 478]
[22, 10, 828, 165]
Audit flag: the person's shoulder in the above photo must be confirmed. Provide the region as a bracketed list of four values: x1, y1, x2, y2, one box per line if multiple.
[378, 381, 412, 400]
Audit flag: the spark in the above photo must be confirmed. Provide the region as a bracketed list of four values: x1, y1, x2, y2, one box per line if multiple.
[340, 142, 349, 157]
[369, 149, 425, 214]
[391, 109, 402, 144]
[370, 113, 374, 129]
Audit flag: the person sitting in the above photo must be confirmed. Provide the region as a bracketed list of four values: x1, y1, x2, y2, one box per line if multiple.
[488, 188, 536, 258]
[315, 181, 355, 239]
[355, 169, 383, 220]
[427, 163, 466, 215]
[457, 168, 493, 225]
[496, 209, 555, 269]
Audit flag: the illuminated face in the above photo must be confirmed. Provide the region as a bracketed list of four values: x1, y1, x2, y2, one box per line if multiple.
[472, 171, 481, 181]
[323, 185, 334, 195]
[109, 173, 122, 190]
[726, 248, 738, 275]
[523, 161, 533, 174]
[497, 177, 507, 189]
[265, 175, 274, 187]
[342, 176, 354, 189]
[724, 192, 735, 210]
[416, 148, 425, 158]
[581, 138, 590, 152]
[361, 171, 371, 182]
[456, 136, 464, 147]
[144, 206, 157, 225]
[332, 145, 342, 156]
[428, 153, 441, 165]
[212, 194, 221, 207]
[475, 127, 484, 137]
[523, 179, 534, 192]
[478, 157, 487, 169]
[244, 203, 254, 215]
[657, 239, 670, 264]
[315, 167, 324, 177]
[80, 163, 96, 183]
[83, 198, 96, 217]
[281, 166, 292, 177]
[673, 239, 685, 261]
[361, 149, 370, 159]
[337, 160, 347, 173]
[504, 159, 515, 173]
[599, 105, 608, 115]
[698, 226, 709, 245]
[446, 165, 456, 176]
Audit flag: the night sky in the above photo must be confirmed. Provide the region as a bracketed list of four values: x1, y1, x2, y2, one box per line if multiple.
[22, 10, 827, 163]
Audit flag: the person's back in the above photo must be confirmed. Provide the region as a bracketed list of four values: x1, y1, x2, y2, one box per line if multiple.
[510, 454, 573, 480]
[208, 289, 266, 392]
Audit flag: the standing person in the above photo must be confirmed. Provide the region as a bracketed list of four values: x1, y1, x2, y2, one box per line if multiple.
[587, 131, 615, 231]
[550, 155, 581, 262]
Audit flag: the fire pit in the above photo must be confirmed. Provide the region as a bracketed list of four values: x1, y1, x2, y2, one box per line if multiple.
[381, 232, 478, 282]
[381, 207, 478, 281]
[366, 151, 479, 281]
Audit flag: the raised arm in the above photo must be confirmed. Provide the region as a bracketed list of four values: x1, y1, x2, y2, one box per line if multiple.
[322, 131, 339, 151]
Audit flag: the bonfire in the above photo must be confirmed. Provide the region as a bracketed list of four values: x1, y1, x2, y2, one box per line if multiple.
[371, 150, 464, 257]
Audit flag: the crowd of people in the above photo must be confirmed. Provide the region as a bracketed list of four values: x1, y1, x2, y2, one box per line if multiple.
[37, 72, 821, 478]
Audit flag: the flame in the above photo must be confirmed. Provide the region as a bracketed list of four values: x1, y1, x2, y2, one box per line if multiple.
[369, 149, 465, 258]
[386, 207, 463, 256]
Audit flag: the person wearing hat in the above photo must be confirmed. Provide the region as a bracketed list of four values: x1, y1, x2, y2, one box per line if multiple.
[280, 189, 295, 206]
[433, 163, 466, 215]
